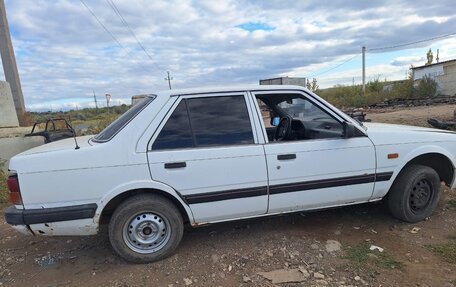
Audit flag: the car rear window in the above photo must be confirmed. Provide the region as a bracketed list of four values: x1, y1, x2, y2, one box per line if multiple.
[92, 95, 155, 143]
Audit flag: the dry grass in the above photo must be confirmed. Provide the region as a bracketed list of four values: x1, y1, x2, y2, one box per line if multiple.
[0, 161, 8, 204]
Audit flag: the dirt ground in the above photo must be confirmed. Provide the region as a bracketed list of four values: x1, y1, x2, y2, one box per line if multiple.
[1, 104, 456, 287]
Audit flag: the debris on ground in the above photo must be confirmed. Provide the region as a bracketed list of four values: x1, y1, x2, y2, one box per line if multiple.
[258, 268, 309, 284]
[427, 118, 456, 130]
[410, 227, 421, 234]
[34, 254, 59, 267]
[369, 245, 384, 252]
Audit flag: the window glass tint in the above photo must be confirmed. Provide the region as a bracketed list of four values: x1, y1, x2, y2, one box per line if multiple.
[152, 100, 193, 150]
[93, 96, 155, 142]
[186, 96, 253, 147]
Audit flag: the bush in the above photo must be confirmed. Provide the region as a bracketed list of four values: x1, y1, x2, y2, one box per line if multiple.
[318, 78, 391, 108]
[388, 79, 414, 99]
[87, 114, 119, 135]
[415, 75, 438, 98]
[0, 160, 8, 204]
[317, 75, 440, 108]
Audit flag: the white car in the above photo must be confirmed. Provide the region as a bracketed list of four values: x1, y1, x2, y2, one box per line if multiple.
[5, 85, 456, 263]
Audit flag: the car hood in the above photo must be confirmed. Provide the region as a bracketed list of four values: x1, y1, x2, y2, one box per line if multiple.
[364, 122, 456, 145]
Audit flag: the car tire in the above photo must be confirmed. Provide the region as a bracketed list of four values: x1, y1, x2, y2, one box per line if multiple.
[108, 194, 184, 263]
[388, 164, 441, 223]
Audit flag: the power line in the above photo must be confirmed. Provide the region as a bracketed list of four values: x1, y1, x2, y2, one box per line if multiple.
[105, 0, 163, 72]
[79, 0, 125, 50]
[369, 32, 456, 52]
[79, 0, 153, 74]
[308, 53, 360, 78]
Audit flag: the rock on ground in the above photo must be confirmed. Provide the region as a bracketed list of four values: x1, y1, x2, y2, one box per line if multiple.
[325, 240, 342, 252]
[258, 268, 309, 284]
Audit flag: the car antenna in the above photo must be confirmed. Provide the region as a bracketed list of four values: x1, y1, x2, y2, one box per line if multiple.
[68, 124, 80, 150]
[72, 130, 80, 150]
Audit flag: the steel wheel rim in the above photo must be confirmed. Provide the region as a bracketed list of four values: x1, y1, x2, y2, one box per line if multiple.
[409, 178, 433, 214]
[122, 212, 171, 254]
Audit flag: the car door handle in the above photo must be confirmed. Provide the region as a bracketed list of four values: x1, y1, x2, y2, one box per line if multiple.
[164, 162, 187, 169]
[277, 154, 296, 160]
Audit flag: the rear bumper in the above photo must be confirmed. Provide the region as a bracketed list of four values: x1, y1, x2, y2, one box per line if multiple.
[4, 203, 98, 225]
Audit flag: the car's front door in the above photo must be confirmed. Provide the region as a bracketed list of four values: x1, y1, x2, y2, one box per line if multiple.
[251, 90, 378, 213]
[147, 93, 268, 223]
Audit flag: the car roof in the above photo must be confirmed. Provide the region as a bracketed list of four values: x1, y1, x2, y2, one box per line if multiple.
[153, 85, 309, 98]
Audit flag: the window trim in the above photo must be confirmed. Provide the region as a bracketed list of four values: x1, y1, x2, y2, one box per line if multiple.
[148, 92, 258, 151]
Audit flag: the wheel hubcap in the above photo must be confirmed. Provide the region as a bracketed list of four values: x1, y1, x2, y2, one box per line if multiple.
[409, 179, 432, 213]
[123, 213, 170, 254]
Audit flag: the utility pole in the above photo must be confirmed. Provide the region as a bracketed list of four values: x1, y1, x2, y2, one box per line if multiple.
[93, 90, 98, 110]
[0, 0, 26, 125]
[165, 71, 173, 90]
[362, 46, 366, 96]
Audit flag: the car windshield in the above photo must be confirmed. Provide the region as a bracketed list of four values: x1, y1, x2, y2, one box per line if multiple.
[92, 95, 156, 142]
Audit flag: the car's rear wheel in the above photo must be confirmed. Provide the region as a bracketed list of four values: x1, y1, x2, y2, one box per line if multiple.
[109, 194, 183, 263]
[388, 164, 441, 223]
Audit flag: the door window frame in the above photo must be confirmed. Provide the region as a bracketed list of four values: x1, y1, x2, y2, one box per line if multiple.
[148, 92, 261, 151]
[249, 90, 364, 144]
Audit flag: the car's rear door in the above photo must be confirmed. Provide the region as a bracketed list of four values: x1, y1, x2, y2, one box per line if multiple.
[147, 92, 268, 223]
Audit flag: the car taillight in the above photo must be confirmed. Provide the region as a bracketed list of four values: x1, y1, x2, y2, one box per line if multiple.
[7, 174, 22, 205]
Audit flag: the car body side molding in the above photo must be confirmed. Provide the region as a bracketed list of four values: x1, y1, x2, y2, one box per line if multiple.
[183, 172, 393, 204]
[183, 186, 268, 204]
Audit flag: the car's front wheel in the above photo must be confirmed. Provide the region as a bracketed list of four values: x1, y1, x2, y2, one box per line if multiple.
[388, 164, 441, 223]
[108, 194, 184, 263]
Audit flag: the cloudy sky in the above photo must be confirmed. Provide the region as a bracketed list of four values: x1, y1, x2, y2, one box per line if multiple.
[1, 0, 455, 111]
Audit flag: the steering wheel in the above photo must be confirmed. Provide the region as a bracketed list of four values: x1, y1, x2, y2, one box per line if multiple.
[274, 116, 292, 141]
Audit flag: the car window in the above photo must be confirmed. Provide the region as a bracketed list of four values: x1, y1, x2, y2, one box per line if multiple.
[187, 96, 254, 147]
[152, 95, 254, 150]
[93, 96, 155, 142]
[257, 93, 343, 141]
[152, 100, 194, 150]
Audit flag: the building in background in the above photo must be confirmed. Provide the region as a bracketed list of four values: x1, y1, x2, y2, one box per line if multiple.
[412, 59, 456, 96]
[259, 77, 307, 87]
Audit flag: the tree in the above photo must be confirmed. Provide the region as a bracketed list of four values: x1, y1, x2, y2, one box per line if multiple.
[306, 78, 319, 91]
[425, 49, 433, 66]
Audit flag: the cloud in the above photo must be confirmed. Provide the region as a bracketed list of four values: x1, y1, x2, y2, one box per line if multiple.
[391, 56, 426, 67]
[0, 0, 455, 111]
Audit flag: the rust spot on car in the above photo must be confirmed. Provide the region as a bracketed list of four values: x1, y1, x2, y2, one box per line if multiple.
[191, 222, 209, 227]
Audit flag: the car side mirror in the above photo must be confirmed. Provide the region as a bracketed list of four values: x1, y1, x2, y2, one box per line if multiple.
[343, 122, 355, 138]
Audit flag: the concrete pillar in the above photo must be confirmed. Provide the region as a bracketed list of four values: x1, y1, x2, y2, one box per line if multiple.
[0, 0, 26, 125]
[0, 80, 19, 127]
